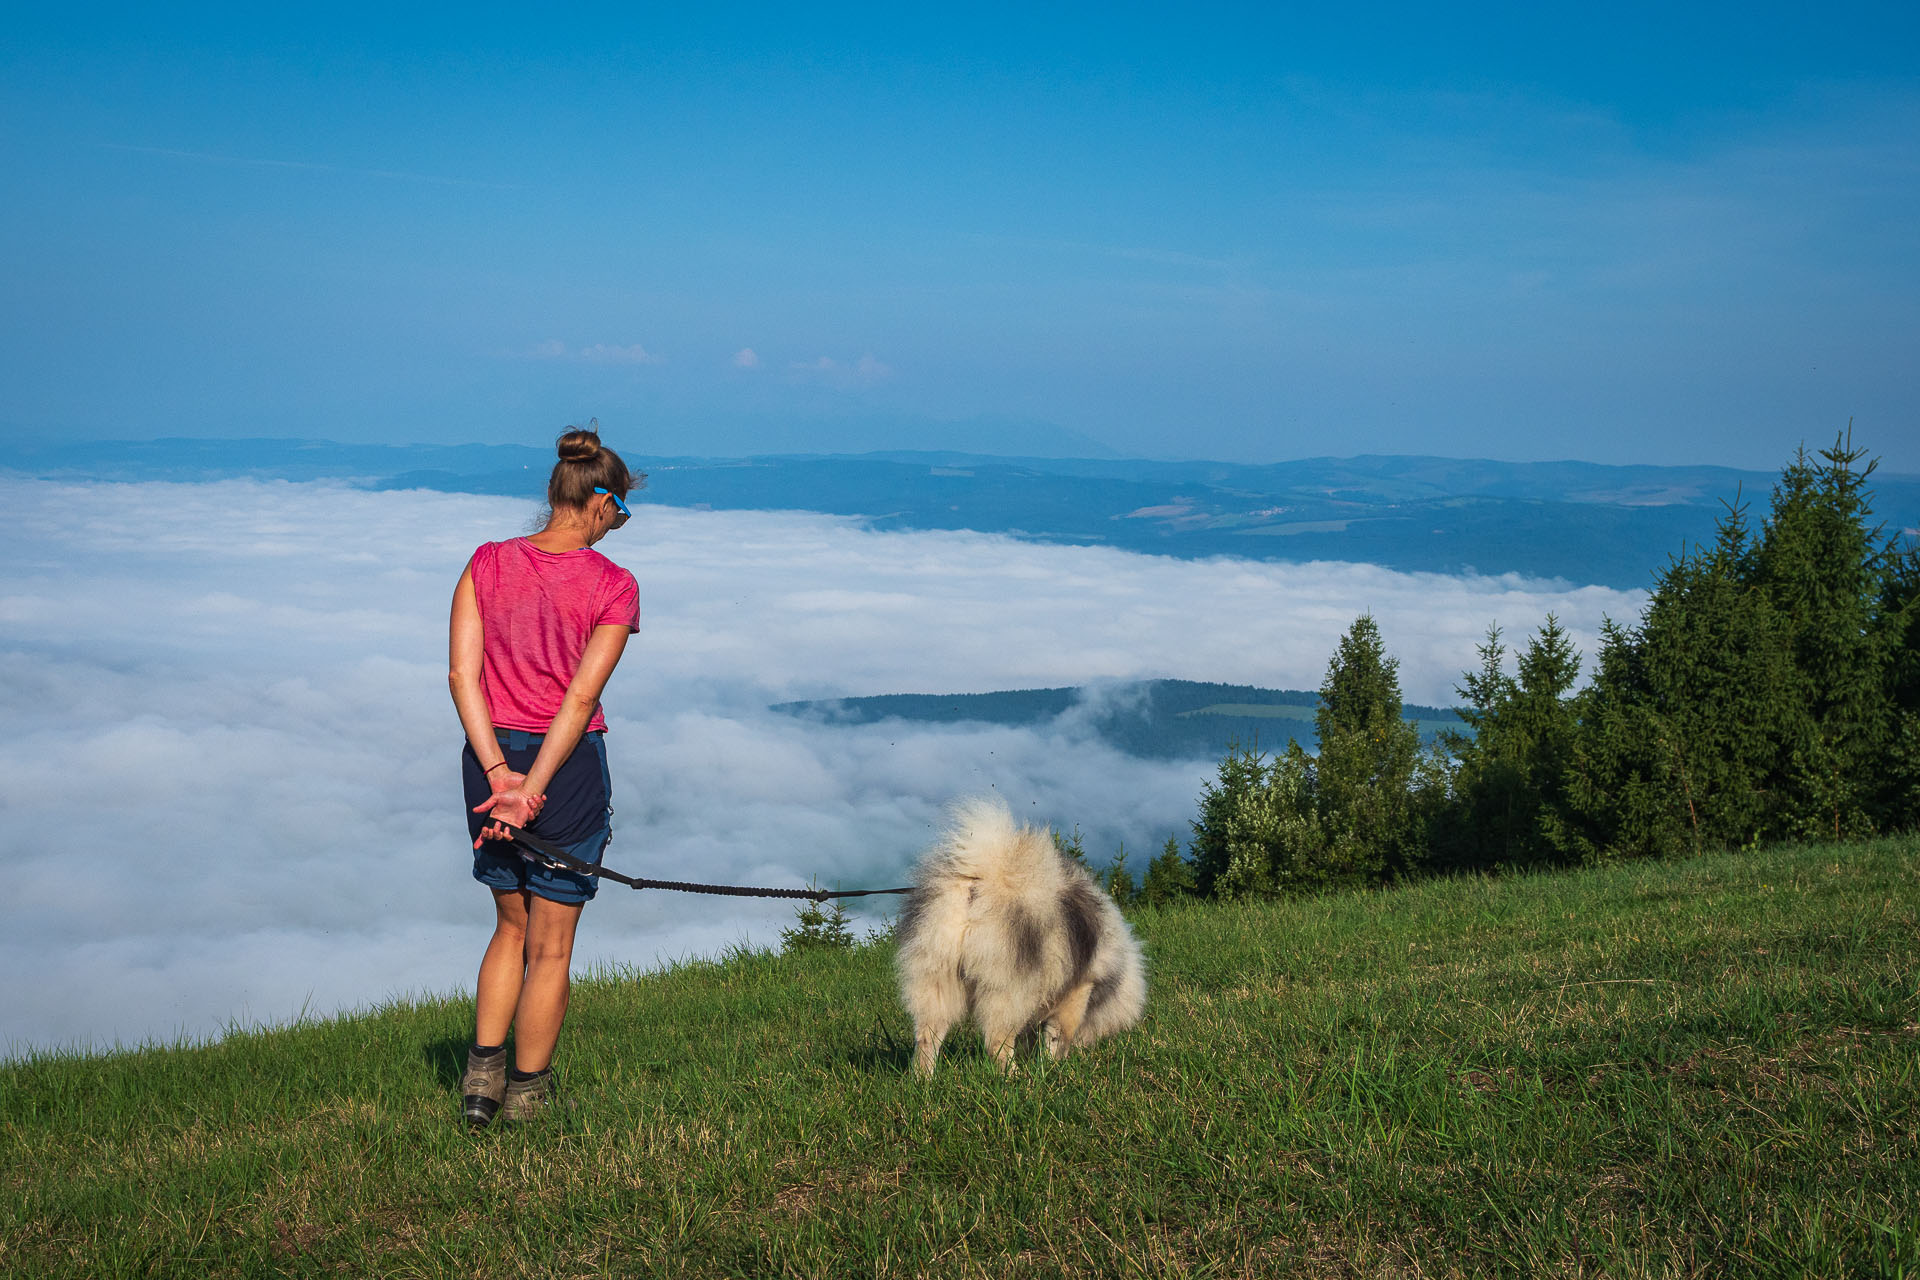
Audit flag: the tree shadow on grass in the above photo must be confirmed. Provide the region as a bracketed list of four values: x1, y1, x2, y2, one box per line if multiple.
[843, 1014, 916, 1073]
[843, 1016, 1008, 1074]
[422, 1035, 468, 1088]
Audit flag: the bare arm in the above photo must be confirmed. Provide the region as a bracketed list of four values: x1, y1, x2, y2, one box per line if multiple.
[448, 567, 508, 772]
[523, 622, 631, 794]
[451, 566, 544, 839]
[472, 622, 631, 838]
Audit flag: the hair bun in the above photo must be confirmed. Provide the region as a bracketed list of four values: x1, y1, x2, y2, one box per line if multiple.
[556, 423, 602, 463]
[543, 418, 639, 510]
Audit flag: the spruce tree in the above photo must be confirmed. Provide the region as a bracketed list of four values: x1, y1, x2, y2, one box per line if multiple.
[1188, 737, 1329, 901]
[1432, 628, 1517, 870]
[1193, 618, 1435, 896]
[1568, 498, 1802, 857]
[1751, 433, 1897, 837]
[1440, 618, 1585, 868]
[1313, 615, 1426, 884]
[1880, 542, 1920, 827]
[1138, 835, 1198, 906]
[1562, 430, 1910, 855]
[1219, 739, 1324, 899]
[1190, 744, 1267, 897]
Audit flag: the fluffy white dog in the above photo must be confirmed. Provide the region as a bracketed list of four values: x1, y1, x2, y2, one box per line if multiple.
[895, 797, 1147, 1074]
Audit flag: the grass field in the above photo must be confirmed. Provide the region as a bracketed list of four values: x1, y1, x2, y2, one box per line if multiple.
[4, 836, 1916, 1278]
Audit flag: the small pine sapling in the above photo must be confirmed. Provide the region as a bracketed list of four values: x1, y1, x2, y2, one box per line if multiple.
[1104, 843, 1136, 905]
[1052, 825, 1088, 865]
[780, 887, 856, 953]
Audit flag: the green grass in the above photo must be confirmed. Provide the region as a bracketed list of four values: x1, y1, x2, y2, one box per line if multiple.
[5, 837, 1917, 1278]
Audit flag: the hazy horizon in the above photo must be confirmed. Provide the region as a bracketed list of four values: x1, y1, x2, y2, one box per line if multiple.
[14, 425, 1917, 479]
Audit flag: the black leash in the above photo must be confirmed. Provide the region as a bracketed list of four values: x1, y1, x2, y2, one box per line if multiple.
[485, 819, 914, 903]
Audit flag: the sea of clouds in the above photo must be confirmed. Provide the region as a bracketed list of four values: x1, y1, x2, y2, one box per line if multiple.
[0, 476, 1644, 1054]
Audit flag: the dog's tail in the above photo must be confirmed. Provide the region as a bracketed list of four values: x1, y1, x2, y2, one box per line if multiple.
[919, 795, 1064, 901]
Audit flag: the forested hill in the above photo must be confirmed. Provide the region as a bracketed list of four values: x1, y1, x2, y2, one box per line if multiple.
[771, 679, 1462, 761]
[14, 435, 1918, 586]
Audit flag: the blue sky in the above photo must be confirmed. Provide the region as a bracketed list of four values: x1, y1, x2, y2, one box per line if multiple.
[3, 3, 1916, 467]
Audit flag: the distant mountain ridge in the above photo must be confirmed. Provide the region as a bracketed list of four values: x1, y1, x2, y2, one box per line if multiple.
[772, 679, 1465, 761]
[9, 435, 1917, 588]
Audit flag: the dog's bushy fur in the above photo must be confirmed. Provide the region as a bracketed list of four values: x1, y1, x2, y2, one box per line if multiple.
[895, 797, 1147, 1074]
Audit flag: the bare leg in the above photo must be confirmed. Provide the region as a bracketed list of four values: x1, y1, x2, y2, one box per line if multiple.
[474, 889, 532, 1048]
[511, 894, 585, 1073]
[1043, 981, 1094, 1060]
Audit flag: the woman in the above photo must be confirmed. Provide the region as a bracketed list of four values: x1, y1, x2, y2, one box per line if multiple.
[447, 424, 641, 1127]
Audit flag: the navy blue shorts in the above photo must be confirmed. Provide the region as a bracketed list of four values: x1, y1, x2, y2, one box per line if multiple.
[463, 730, 612, 905]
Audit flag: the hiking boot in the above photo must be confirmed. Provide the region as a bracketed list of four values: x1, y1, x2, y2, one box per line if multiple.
[461, 1047, 507, 1129]
[501, 1069, 554, 1123]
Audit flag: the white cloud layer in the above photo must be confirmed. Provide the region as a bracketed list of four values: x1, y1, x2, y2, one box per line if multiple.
[0, 477, 1643, 1055]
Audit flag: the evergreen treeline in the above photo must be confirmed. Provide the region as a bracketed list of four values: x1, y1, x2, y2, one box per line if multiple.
[1119, 435, 1920, 904]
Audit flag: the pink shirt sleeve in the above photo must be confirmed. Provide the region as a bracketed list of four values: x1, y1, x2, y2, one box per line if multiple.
[598, 566, 640, 632]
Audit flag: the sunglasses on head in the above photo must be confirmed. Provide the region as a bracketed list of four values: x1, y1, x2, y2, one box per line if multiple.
[593, 487, 631, 529]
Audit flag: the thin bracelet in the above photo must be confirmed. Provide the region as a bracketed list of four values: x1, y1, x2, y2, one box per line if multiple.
[484, 761, 509, 776]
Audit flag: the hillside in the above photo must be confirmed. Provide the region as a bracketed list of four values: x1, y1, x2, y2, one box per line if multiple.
[772, 678, 1464, 759]
[5, 835, 1915, 1277]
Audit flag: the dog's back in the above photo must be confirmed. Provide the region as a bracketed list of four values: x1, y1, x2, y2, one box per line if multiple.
[896, 797, 1146, 1073]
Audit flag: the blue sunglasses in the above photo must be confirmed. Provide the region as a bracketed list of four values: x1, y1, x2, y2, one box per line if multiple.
[593, 487, 631, 528]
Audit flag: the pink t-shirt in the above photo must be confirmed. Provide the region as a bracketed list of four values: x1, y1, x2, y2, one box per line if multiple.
[468, 539, 640, 733]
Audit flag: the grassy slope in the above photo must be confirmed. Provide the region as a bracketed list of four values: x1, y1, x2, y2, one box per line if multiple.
[4, 837, 1917, 1279]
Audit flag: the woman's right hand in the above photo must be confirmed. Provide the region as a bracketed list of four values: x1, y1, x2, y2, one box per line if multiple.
[472, 786, 545, 848]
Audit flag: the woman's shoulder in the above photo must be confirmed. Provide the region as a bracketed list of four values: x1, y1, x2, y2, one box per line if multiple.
[467, 537, 514, 566]
[467, 538, 547, 580]
[583, 550, 640, 627]
[582, 548, 637, 586]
